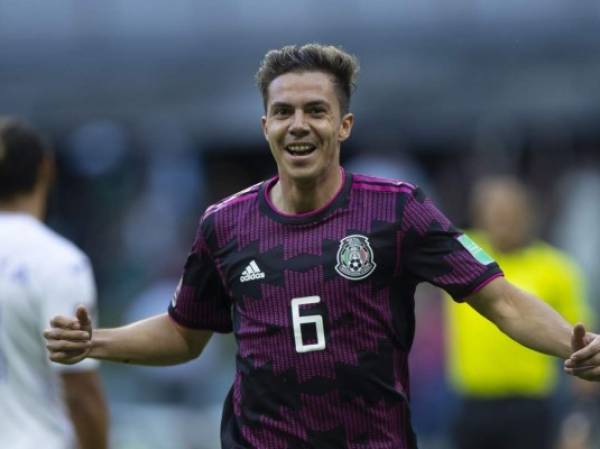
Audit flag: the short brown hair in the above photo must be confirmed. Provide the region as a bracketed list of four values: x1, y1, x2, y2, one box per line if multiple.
[0, 117, 49, 201]
[256, 43, 359, 114]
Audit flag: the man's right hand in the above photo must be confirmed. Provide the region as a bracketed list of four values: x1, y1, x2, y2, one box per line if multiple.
[44, 305, 93, 364]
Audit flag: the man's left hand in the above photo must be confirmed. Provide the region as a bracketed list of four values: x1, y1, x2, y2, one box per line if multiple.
[564, 323, 600, 381]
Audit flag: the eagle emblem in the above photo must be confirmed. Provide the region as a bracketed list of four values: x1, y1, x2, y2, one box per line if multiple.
[335, 234, 377, 281]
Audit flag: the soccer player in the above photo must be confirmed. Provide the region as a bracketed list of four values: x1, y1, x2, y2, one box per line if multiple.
[0, 118, 108, 449]
[445, 177, 593, 449]
[44, 44, 600, 449]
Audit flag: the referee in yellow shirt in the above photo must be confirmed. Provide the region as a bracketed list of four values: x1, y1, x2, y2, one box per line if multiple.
[445, 177, 593, 449]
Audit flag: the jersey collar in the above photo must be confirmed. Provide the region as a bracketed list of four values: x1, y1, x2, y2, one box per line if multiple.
[258, 169, 352, 225]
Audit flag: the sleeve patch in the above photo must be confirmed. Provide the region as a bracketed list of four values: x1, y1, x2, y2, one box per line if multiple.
[457, 234, 495, 266]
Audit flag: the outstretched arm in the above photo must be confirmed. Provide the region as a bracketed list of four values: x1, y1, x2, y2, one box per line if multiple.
[45, 306, 212, 366]
[466, 277, 573, 358]
[465, 277, 600, 380]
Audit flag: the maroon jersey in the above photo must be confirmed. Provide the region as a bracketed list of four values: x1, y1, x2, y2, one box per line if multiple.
[169, 170, 502, 449]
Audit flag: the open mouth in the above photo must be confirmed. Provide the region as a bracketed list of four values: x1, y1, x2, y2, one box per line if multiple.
[285, 143, 317, 156]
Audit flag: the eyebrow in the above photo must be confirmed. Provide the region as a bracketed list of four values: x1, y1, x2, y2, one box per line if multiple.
[269, 100, 330, 110]
[304, 101, 329, 109]
[269, 102, 292, 110]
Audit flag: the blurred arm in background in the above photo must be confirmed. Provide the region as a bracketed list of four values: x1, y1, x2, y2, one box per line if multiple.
[63, 371, 109, 449]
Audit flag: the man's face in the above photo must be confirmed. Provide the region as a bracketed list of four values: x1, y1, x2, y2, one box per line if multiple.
[475, 183, 532, 252]
[261, 71, 354, 184]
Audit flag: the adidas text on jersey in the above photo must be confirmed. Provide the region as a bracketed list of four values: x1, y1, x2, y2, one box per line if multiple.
[240, 260, 265, 282]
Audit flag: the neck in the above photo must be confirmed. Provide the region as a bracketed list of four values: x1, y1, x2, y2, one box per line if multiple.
[0, 191, 46, 220]
[489, 234, 529, 254]
[271, 167, 343, 214]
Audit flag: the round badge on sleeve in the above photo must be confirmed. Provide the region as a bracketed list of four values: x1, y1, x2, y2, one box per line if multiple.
[335, 234, 377, 280]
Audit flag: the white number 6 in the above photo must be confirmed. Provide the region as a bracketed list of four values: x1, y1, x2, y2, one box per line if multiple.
[291, 296, 326, 353]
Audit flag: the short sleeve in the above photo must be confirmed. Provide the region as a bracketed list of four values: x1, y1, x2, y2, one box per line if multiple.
[41, 253, 100, 372]
[168, 214, 233, 333]
[399, 187, 503, 301]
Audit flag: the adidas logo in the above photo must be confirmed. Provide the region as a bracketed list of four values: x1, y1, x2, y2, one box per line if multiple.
[240, 260, 265, 283]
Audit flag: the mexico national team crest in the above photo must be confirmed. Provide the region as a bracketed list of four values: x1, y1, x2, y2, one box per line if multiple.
[335, 234, 377, 281]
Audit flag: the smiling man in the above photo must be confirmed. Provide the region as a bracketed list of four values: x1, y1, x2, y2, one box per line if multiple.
[45, 44, 600, 449]
[259, 68, 353, 214]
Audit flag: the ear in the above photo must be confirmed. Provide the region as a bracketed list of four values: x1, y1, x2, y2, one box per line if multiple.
[36, 153, 56, 218]
[338, 113, 354, 142]
[38, 152, 56, 189]
[261, 116, 269, 142]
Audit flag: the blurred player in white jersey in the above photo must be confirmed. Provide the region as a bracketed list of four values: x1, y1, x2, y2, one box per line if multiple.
[0, 117, 108, 449]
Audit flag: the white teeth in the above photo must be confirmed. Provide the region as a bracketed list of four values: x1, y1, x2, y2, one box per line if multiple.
[286, 144, 315, 154]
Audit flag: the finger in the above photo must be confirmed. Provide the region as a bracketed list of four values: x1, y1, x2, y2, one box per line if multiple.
[564, 365, 600, 381]
[565, 358, 577, 368]
[44, 329, 91, 341]
[76, 305, 91, 328]
[565, 351, 600, 368]
[46, 340, 91, 352]
[49, 352, 85, 365]
[571, 336, 600, 362]
[571, 366, 597, 373]
[50, 315, 81, 330]
[572, 323, 587, 352]
[49, 351, 70, 362]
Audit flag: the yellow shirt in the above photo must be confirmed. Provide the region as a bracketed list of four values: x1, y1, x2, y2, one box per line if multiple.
[445, 231, 591, 397]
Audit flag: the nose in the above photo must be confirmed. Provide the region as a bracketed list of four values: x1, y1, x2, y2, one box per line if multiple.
[289, 110, 309, 137]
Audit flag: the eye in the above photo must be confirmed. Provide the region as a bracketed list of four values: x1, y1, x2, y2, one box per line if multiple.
[308, 106, 326, 116]
[272, 107, 291, 117]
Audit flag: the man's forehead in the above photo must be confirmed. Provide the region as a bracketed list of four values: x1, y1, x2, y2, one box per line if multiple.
[267, 71, 336, 103]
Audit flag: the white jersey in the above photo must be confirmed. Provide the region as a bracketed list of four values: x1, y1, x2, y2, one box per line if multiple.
[0, 212, 99, 449]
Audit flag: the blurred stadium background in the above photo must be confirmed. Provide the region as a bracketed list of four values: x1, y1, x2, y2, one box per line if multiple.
[1, 1, 599, 448]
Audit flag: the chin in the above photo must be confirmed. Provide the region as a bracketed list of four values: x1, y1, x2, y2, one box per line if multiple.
[281, 164, 320, 182]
